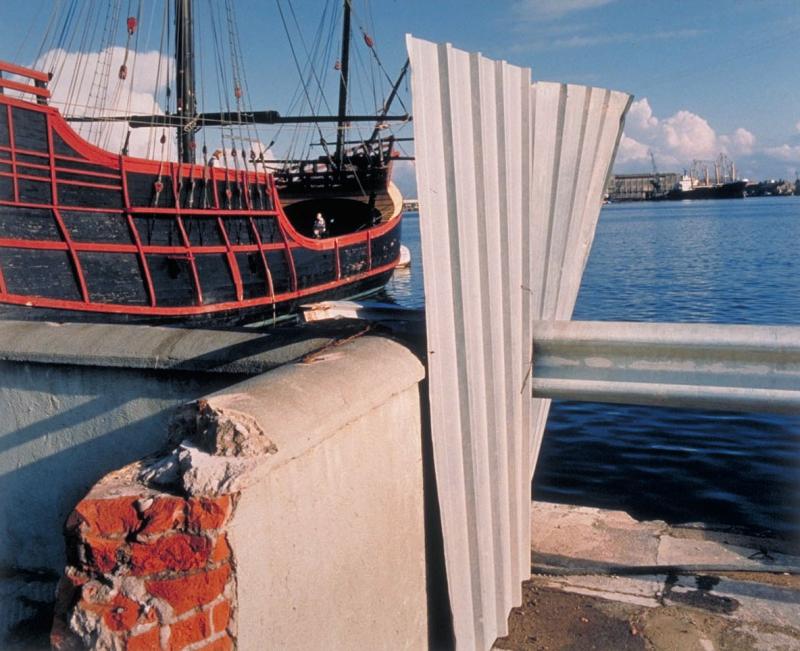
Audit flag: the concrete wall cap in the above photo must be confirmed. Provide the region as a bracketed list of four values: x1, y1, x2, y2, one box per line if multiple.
[180, 336, 424, 468]
[0, 320, 347, 374]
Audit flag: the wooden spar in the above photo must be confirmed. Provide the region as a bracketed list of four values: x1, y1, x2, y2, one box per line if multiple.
[176, 0, 196, 164]
[369, 59, 410, 143]
[65, 112, 411, 127]
[335, 0, 352, 168]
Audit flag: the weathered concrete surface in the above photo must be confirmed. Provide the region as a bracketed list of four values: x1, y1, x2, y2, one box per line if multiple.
[225, 336, 428, 650]
[0, 319, 360, 374]
[0, 319, 361, 646]
[494, 501, 800, 650]
[47, 334, 428, 650]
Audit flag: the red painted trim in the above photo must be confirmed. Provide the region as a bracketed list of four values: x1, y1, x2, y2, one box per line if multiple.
[249, 216, 276, 301]
[56, 165, 122, 181]
[46, 113, 89, 303]
[0, 60, 50, 83]
[56, 178, 122, 191]
[4, 171, 50, 184]
[269, 176, 298, 292]
[0, 257, 7, 296]
[217, 215, 244, 301]
[120, 155, 156, 306]
[6, 104, 19, 202]
[129, 206, 278, 216]
[0, 238, 68, 250]
[172, 163, 203, 305]
[14, 160, 49, 172]
[0, 78, 50, 99]
[4, 146, 48, 159]
[0, 199, 126, 214]
[0, 235, 287, 256]
[54, 153, 95, 165]
[0, 258, 399, 316]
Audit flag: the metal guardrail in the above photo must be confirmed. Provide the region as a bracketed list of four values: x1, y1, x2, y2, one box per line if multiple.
[531, 320, 800, 414]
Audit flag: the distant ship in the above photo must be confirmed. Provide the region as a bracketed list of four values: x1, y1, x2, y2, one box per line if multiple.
[662, 178, 747, 201]
[657, 154, 746, 201]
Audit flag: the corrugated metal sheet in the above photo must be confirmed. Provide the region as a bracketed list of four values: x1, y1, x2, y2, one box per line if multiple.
[407, 35, 631, 649]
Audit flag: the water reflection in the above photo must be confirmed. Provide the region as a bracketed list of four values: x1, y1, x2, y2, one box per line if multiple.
[386, 200, 800, 538]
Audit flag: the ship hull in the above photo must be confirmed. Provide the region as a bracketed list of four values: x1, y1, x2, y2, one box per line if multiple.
[661, 180, 747, 201]
[0, 89, 402, 325]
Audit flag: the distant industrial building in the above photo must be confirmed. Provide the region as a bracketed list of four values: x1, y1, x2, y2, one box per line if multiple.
[607, 172, 679, 201]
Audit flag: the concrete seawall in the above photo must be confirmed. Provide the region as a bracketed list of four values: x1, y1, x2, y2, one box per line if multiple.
[0, 320, 382, 646]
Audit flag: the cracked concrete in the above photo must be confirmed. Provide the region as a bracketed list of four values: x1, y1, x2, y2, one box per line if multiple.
[494, 502, 800, 650]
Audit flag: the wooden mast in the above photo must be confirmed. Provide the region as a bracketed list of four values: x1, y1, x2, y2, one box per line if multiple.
[176, 0, 196, 164]
[334, 0, 352, 169]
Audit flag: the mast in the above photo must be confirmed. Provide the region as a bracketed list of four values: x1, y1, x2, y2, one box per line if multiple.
[176, 0, 196, 164]
[335, 0, 352, 168]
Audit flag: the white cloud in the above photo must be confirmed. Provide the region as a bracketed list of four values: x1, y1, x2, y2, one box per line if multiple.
[37, 47, 170, 159]
[661, 110, 718, 161]
[626, 98, 659, 133]
[720, 128, 756, 156]
[550, 28, 705, 49]
[764, 144, 800, 163]
[615, 134, 649, 164]
[513, 0, 616, 20]
[616, 98, 756, 172]
[795, 120, 800, 134]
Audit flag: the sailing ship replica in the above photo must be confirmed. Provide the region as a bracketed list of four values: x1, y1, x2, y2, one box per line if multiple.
[0, 1, 408, 325]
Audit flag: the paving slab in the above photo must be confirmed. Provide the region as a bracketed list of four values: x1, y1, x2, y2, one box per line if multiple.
[499, 502, 800, 650]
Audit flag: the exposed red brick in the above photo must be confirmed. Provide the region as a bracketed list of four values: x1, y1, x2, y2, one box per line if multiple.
[210, 535, 230, 563]
[64, 569, 89, 587]
[138, 497, 187, 536]
[74, 497, 140, 537]
[128, 625, 161, 651]
[129, 534, 213, 576]
[187, 497, 231, 531]
[194, 634, 234, 651]
[211, 600, 231, 633]
[84, 536, 123, 574]
[168, 611, 211, 651]
[147, 565, 230, 615]
[82, 593, 141, 632]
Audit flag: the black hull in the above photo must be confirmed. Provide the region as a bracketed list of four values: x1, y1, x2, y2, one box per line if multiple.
[0, 268, 396, 327]
[660, 181, 747, 201]
[0, 82, 402, 326]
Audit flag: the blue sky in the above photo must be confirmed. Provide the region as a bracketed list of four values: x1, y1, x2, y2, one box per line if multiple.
[1, 0, 798, 190]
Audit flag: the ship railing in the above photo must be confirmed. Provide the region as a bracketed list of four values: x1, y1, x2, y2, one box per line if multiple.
[0, 60, 51, 105]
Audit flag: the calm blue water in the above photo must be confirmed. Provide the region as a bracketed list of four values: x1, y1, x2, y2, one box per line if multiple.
[387, 197, 800, 539]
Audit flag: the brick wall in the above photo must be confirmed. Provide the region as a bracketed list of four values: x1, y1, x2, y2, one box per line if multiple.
[51, 473, 236, 651]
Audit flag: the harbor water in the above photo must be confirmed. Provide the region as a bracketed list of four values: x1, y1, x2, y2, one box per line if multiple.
[386, 197, 800, 540]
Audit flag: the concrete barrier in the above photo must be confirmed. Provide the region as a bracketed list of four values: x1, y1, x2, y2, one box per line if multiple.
[48, 335, 428, 650]
[0, 319, 359, 646]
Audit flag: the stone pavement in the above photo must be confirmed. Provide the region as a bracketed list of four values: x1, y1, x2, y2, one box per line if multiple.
[495, 502, 800, 651]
